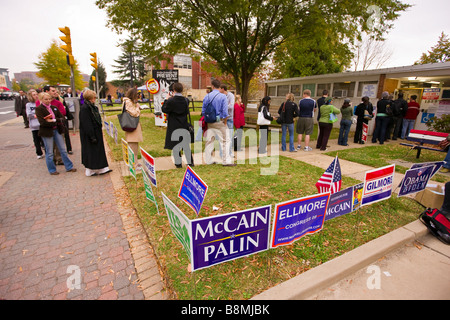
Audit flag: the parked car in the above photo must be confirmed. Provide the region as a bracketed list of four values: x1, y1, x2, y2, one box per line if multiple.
[0, 91, 13, 100]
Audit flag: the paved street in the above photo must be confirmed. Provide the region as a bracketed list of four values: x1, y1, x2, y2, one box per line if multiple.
[0, 101, 17, 124]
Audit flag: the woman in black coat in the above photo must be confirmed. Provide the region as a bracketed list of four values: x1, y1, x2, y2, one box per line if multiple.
[79, 90, 111, 176]
[161, 83, 194, 168]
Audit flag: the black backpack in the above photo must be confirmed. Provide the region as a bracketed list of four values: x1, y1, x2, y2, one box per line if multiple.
[419, 208, 450, 245]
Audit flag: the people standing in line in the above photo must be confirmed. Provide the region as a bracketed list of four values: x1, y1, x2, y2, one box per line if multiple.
[233, 94, 246, 152]
[401, 95, 420, 139]
[202, 79, 235, 166]
[354, 96, 374, 144]
[317, 97, 340, 151]
[296, 89, 317, 152]
[15, 90, 29, 128]
[162, 82, 194, 168]
[257, 96, 275, 155]
[389, 92, 408, 140]
[123, 88, 143, 162]
[372, 91, 392, 145]
[338, 99, 353, 146]
[26, 89, 44, 159]
[79, 89, 111, 177]
[278, 93, 299, 152]
[35, 92, 76, 175]
[219, 84, 235, 158]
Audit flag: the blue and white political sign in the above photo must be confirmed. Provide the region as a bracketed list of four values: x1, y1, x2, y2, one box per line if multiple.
[325, 187, 353, 221]
[271, 193, 330, 248]
[178, 166, 208, 216]
[362, 165, 395, 206]
[398, 165, 435, 197]
[190, 205, 271, 272]
[410, 161, 445, 179]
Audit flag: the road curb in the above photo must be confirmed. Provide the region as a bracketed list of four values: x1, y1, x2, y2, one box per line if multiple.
[252, 220, 429, 300]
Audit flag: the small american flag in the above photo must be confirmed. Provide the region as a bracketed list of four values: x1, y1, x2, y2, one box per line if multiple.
[315, 156, 342, 194]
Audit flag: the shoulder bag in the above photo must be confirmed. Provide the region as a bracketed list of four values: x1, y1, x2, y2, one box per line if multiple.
[257, 105, 271, 125]
[118, 101, 139, 132]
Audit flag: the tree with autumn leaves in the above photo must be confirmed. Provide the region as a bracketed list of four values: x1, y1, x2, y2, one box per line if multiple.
[97, 0, 409, 105]
[35, 40, 85, 90]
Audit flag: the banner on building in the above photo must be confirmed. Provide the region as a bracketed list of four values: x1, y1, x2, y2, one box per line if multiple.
[271, 193, 330, 248]
[152, 70, 179, 127]
[191, 205, 271, 272]
[362, 165, 395, 206]
[178, 166, 208, 216]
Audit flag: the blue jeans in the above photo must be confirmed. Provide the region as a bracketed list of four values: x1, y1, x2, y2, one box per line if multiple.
[338, 119, 352, 146]
[42, 129, 74, 174]
[281, 123, 295, 151]
[401, 119, 415, 139]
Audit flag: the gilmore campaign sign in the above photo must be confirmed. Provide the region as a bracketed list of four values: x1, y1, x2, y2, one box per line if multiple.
[140, 147, 157, 187]
[271, 193, 330, 248]
[190, 205, 271, 272]
[325, 187, 353, 221]
[178, 166, 208, 216]
[398, 165, 435, 197]
[362, 165, 395, 206]
[162, 192, 192, 261]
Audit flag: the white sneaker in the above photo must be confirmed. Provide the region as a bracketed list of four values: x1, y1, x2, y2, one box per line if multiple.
[296, 145, 302, 150]
[304, 147, 312, 152]
[37, 155, 44, 159]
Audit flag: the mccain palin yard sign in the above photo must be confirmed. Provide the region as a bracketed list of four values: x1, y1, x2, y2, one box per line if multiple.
[190, 205, 271, 272]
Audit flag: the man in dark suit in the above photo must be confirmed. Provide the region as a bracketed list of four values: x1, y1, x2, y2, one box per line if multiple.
[15, 90, 29, 128]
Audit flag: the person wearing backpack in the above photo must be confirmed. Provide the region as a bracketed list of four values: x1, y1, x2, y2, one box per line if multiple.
[202, 79, 235, 166]
[389, 92, 408, 140]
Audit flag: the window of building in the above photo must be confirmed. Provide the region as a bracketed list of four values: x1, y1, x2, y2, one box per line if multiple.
[333, 82, 355, 98]
[291, 85, 301, 96]
[268, 86, 276, 96]
[173, 55, 192, 69]
[302, 84, 316, 97]
[317, 83, 332, 97]
[277, 85, 290, 97]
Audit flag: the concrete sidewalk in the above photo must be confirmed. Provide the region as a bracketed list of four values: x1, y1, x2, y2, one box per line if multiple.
[0, 119, 166, 300]
[253, 220, 450, 300]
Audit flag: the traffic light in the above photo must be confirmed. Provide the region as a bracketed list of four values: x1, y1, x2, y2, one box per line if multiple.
[59, 26, 74, 66]
[90, 52, 98, 70]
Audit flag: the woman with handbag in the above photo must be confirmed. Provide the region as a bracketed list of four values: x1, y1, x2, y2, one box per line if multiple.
[338, 99, 353, 146]
[354, 96, 374, 144]
[35, 92, 76, 175]
[79, 90, 111, 176]
[257, 96, 276, 154]
[316, 97, 340, 151]
[161, 83, 194, 168]
[123, 88, 143, 160]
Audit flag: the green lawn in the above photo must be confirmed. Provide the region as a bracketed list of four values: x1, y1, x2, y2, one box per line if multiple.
[121, 156, 423, 300]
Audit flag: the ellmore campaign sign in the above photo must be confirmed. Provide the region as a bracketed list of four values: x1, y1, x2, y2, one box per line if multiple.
[362, 164, 395, 206]
[178, 166, 208, 216]
[190, 205, 271, 272]
[271, 193, 330, 248]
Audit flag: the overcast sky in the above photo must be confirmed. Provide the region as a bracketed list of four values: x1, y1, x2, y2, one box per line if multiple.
[1, 0, 449, 82]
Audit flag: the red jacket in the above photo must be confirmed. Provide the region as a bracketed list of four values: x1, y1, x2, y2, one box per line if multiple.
[233, 103, 245, 128]
[405, 101, 420, 120]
